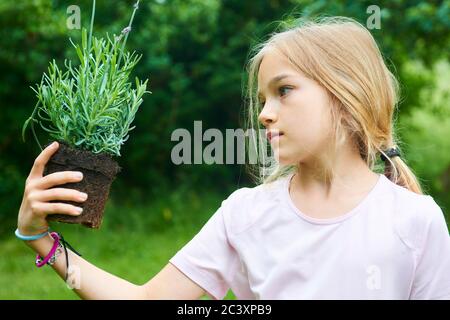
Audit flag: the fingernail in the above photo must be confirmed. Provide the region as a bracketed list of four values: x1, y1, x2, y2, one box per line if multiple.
[76, 207, 83, 213]
[79, 193, 88, 200]
[75, 172, 83, 179]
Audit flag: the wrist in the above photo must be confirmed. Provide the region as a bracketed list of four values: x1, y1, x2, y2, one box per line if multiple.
[25, 232, 55, 252]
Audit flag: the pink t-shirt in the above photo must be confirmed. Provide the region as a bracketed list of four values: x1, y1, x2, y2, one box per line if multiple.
[169, 173, 450, 300]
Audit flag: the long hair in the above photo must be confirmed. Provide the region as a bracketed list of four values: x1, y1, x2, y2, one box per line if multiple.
[243, 16, 423, 194]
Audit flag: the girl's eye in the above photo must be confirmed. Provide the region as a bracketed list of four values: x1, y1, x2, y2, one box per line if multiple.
[258, 86, 292, 107]
[278, 86, 292, 97]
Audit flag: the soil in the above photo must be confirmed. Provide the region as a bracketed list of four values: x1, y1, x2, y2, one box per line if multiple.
[43, 140, 121, 228]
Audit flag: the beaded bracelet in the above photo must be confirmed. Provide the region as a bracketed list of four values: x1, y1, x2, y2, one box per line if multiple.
[36, 241, 64, 266]
[35, 232, 61, 267]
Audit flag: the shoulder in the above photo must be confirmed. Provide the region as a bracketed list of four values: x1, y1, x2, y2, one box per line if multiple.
[383, 176, 443, 222]
[219, 177, 287, 235]
[383, 177, 447, 251]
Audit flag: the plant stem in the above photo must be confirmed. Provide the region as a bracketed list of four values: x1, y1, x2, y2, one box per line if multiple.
[117, 0, 140, 67]
[87, 0, 96, 54]
[29, 102, 43, 151]
[85, 0, 96, 114]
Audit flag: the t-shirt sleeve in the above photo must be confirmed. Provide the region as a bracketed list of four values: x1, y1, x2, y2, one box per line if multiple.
[169, 191, 242, 300]
[410, 196, 450, 300]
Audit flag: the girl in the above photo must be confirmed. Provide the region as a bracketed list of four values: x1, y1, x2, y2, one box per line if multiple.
[16, 17, 450, 300]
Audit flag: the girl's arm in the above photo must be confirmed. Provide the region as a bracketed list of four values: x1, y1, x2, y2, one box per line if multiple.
[25, 232, 206, 300]
[26, 235, 144, 299]
[18, 141, 206, 300]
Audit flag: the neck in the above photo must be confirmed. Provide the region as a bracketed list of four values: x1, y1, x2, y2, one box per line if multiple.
[292, 144, 378, 200]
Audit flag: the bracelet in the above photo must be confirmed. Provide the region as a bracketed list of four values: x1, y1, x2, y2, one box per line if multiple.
[30, 229, 83, 286]
[35, 232, 60, 268]
[50, 243, 64, 265]
[37, 242, 64, 266]
[15, 228, 49, 241]
[58, 233, 82, 284]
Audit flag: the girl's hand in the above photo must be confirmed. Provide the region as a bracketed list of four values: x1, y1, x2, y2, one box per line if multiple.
[17, 141, 88, 237]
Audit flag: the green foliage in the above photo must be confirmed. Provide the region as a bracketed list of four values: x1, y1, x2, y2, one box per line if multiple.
[399, 59, 450, 210]
[22, 0, 150, 156]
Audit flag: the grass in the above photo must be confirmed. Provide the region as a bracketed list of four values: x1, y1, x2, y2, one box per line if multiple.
[0, 187, 237, 300]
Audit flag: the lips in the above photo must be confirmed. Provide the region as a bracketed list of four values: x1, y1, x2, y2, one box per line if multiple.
[266, 130, 284, 142]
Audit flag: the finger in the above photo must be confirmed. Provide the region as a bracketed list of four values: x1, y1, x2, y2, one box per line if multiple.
[32, 188, 88, 203]
[32, 202, 83, 216]
[34, 171, 83, 190]
[28, 141, 59, 179]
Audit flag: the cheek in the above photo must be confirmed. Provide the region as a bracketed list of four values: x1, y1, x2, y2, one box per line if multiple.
[284, 94, 333, 146]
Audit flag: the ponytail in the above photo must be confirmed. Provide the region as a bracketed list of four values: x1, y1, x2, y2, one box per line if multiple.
[380, 147, 423, 194]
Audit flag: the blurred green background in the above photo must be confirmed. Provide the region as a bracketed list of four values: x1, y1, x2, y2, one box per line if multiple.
[0, 0, 449, 299]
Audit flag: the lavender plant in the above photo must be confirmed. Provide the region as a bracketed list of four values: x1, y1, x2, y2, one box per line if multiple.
[22, 0, 150, 157]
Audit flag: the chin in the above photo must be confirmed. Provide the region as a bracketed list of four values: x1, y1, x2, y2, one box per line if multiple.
[274, 148, 307, 166]
[274, 153, 296, 166]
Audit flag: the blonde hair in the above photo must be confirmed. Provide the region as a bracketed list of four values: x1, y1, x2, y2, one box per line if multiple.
[243, 16, 423, 194]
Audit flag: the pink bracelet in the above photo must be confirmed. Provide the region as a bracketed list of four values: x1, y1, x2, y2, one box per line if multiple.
[35, 232, 61, 268]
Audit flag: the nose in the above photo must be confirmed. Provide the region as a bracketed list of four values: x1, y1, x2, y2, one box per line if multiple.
[258, 102, 278, 127]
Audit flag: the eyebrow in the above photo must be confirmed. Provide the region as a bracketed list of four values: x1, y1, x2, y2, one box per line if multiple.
[257, 74, 294, 98]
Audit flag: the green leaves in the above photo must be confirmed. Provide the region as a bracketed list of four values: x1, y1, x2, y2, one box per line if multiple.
[22, 1, 149, 157]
